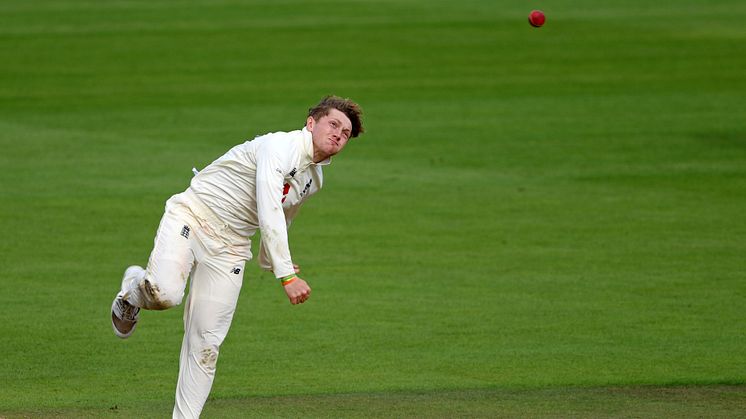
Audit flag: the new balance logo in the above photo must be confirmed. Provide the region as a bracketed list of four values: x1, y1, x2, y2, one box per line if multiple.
[231, 267, 241, 275]
[289, 168, 297, 178]
[180, 225, 190, 239]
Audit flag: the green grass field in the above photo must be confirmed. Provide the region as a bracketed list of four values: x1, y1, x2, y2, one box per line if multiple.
[1, 0, 745, 417]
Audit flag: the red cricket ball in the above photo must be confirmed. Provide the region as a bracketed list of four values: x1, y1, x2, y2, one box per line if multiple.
[529, 10, 546, 28]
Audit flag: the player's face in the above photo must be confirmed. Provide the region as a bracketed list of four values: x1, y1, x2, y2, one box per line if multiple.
[307, 109, 352, 161]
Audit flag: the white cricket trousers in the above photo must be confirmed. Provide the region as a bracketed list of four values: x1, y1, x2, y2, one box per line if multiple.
[120, 189, 252, 419]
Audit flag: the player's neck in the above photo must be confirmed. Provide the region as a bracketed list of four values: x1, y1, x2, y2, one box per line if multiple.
[312, 146, 331, 164]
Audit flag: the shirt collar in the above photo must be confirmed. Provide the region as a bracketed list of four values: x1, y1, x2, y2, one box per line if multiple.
[301, 127, 331, 167]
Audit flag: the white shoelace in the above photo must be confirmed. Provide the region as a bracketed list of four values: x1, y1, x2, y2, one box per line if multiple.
[116, 298, 140, 321]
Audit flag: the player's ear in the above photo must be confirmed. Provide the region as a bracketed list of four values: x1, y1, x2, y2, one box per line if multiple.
[306, 116, 315, 131]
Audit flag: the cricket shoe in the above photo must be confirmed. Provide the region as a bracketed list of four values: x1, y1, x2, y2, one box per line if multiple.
[111, 292, 140, 339]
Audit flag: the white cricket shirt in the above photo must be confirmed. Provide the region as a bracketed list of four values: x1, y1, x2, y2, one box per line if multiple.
[189, 127, 328, 278]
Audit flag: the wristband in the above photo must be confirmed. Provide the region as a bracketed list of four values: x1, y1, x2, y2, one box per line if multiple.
[280, 274, 297, 286]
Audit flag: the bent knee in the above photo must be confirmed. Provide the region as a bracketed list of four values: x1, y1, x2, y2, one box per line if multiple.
[139, 279, 184, 310]
[200, 346, 219, 370]
[193, 345, 219, 374]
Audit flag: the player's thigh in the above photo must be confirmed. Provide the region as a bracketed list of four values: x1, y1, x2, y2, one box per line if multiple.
[186, 253, 246, 344]
[144, 205, 196, 308]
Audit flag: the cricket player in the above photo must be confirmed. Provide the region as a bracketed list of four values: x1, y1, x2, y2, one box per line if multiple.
[110, 95, 364, 418]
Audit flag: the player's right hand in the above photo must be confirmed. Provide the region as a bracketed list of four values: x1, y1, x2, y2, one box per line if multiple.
[283, 277, 311, 305]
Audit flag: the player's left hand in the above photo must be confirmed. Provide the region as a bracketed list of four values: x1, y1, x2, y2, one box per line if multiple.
[283, 276, 311, 305]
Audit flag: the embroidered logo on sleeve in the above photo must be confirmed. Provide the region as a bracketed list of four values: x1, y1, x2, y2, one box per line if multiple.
[180, 225, 190, 239]
[301, 178, 313, 197]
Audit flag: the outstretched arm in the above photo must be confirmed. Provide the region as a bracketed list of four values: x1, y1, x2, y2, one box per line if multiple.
[255, 147, 312, 304]
[255, 148, 295, 279]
